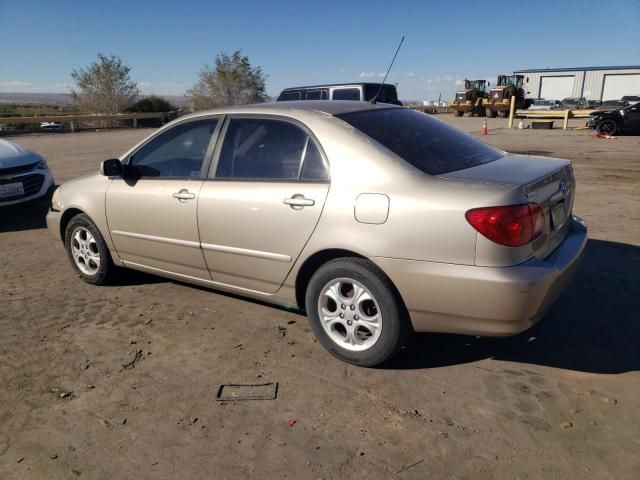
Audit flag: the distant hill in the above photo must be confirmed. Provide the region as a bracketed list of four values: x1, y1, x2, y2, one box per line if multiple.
[0, 92, 191, 106]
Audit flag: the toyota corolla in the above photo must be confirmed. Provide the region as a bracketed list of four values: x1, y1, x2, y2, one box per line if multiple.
[47, 101, 587, 366]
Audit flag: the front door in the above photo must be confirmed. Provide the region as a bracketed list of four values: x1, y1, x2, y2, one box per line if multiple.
[106, 118, 220, 279]
[198, 116, 330, 293]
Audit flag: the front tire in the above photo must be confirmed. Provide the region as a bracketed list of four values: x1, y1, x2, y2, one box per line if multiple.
[305, 258, 410, 367]
[485, 108, 496, 118]
[596, 119, 617, 135]
[453, 110, 463, 117]
[64, 214, 116, 285]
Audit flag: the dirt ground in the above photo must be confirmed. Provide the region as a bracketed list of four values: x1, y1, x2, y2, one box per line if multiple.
[1, 117, 639, 480]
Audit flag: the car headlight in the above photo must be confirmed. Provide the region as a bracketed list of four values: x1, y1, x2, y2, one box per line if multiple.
[50, 186, 62, 211]
[36, 158, 48, 170]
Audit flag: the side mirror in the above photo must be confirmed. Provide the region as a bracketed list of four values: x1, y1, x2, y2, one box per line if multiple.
[100, 159, 123, 177]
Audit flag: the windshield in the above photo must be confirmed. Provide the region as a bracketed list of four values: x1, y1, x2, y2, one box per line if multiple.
[336, 108, 503, 175]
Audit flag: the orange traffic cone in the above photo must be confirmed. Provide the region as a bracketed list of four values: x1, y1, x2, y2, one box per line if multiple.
[481, 118, 488, 135]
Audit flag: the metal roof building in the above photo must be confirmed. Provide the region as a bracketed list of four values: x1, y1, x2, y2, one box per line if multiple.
[514, 66, 640, 101]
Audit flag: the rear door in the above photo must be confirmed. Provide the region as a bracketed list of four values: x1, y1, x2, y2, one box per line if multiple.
[106, 117, 220, 279]
[197, 115, 330, 293]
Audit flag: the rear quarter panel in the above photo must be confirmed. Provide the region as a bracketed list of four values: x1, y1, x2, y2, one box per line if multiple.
[279, 115, 517, 298]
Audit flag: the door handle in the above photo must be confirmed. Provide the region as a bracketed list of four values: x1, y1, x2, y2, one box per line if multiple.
[283, 195, 315, 208]
[173, 189, 196, 201]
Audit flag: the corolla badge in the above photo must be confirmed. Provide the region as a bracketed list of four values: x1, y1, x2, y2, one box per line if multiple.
[559, 181, 567, 194]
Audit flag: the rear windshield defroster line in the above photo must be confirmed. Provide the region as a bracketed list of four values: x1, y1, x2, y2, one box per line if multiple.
[336, 108, 503, 175]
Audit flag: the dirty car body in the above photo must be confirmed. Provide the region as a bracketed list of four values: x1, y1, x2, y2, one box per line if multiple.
[47, 101, 587, 366]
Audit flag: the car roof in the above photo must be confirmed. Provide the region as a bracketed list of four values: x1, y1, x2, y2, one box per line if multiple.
[181, 100, 402, 120]
[280, 83, 396, 91]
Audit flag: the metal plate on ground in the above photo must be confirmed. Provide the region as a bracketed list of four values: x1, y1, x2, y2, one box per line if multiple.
[215, 382, 278, 401]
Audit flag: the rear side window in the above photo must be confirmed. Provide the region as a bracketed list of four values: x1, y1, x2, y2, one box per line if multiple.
[336, 108, 503, 175]
[306, 89, 328, 100]
[215, 118, 328, 181]
[278, 91, 301, 101]
[332, 88, 360, 101]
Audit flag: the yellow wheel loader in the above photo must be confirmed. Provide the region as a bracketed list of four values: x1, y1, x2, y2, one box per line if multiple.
[450, 79, 488, 117]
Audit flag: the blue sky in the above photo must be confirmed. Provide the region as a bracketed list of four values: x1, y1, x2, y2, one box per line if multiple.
[1, 0, 639, 100]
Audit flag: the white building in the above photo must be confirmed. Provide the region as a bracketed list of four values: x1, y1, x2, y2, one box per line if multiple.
[514, 66, 640, 101]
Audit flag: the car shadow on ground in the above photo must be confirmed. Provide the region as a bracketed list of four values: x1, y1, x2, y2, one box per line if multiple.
[0, 196, 51, 233]
[389, 239, 640, 374]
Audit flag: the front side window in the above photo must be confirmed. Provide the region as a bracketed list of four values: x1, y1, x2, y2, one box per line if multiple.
[336, 108, 503, 175]
[215, 118, 328, 181]
[332, 88, 360, 101]
[129, 119, 218, 178]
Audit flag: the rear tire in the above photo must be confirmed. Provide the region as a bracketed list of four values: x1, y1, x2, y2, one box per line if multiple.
[596, 119, 618, 135]
[498, 110, 508, 118]
[64, 214, 116, 285]
[453, 110, 463, 117]
[485, 108, 496, 118]
[305, 258, 411, 367]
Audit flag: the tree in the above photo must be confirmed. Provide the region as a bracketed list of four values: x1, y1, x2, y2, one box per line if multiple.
[188, 50, 268, 110]
[126, 95, 176, 113]
[70, 53, 139, 113]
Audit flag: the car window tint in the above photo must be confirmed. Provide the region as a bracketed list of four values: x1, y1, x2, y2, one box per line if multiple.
[306, 89, 327, 100]
[279, 91, 301, 101]
[332, 88, 360, 101]
[364, 85, 398, 104]
[336, 108, 503, 175]
[300, 139, 329, 181]
[215, 118, 309, 180]
[129, 119, 217, 178]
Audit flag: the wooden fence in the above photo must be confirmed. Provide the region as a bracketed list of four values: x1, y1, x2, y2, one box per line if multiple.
[0, 112, 167, 132]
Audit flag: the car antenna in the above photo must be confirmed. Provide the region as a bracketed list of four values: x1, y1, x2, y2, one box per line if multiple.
[370, 36, 405, 104]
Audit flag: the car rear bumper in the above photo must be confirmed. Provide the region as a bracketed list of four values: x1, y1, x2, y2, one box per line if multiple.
[372, 216, 588, 336]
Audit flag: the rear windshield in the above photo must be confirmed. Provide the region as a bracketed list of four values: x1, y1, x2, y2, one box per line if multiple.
[336, 108, 503, 175]
[364, 85, 399, 104]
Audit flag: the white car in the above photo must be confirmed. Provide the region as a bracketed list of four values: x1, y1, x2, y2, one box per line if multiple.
[0, 139, 54, 206]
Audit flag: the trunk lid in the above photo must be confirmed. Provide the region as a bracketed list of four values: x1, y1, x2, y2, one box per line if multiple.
[440, 154, 575, 263]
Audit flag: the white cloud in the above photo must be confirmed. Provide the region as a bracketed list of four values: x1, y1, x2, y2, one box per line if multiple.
[359, 71, 386, 78]
[405, 72, 416, 77]
[338, 67, 345, 73]
[455, 79, 464, 86]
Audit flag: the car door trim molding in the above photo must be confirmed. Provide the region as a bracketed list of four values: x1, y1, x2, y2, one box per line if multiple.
[200, 242, 292, 263]
[111, 230, 201, 249]
[112, 229, 292, 262]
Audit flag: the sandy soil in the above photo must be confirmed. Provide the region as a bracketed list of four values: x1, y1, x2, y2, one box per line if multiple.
[1, 119, 639, 480]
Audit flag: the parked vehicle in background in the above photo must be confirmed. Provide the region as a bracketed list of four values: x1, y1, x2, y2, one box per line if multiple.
[277, 83, 403, 105]
[40, 122, 69, 131]
[620, 95, 640, 106]
[589, 102, 640, 135]
[47, 101, 587, 366]
[484, 75, 531, 118]
[528, 99, 563, 111]
[561, 97, 588, 109]
[596, 100, 629, 110]
[450, 79, 488, 117]
[0, 139, 54, 206]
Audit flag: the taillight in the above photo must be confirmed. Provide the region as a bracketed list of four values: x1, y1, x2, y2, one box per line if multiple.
[465, 203, 545, 247]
